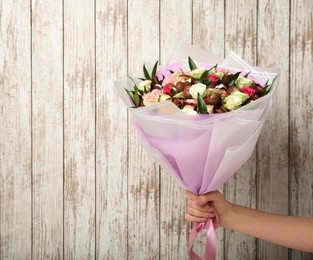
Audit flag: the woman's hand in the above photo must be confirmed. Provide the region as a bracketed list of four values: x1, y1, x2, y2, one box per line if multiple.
[185, 190, 233, 227]
[186, 190, 313, 252]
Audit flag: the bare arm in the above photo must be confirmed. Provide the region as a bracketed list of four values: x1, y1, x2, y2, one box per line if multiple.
[186, 191, 313, 253]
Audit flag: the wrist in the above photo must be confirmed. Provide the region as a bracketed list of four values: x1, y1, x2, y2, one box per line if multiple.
[220, 203, 237, 229]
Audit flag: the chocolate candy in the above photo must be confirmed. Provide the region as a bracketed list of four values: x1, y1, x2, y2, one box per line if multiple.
[175, 81, 185, 92]
[183, 85, 192, 99]
[204, 93, 221, 106]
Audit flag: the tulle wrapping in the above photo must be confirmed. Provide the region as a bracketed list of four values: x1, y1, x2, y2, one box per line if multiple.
[115, 44, 280, 259]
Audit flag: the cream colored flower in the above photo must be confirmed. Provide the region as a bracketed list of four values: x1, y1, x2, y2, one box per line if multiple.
[223, 91, 249, 110]
[143, 92, 159, 106]
[189, 83, 206, 99]
[138, 80, 152, 92]
[206, 105, 214, 114]
[182, 105, 198, 115]
[159, 94, 171, 102]
[190, 67, 206, 79]
[235, 76, 253, 89]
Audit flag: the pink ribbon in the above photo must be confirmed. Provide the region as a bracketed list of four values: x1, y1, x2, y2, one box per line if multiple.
[188, 209, 219, 260]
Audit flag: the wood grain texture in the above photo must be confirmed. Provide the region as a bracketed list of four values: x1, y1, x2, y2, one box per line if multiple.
[31, 0, 64, 258]
[0, 0, 312, 259]
[63, 0, 95, 258]
[256, 0, 290, 259]
[127, 0, 160, 259]
[192, 1, 226, 258]
[159, 0, 192, 259]
[0, 1, 32, 259]
[224, 0, 258, 259]
[95, 0, 128, 259]
[289, 1, 313, 259]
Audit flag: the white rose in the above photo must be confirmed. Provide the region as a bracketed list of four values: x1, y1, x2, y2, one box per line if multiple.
[206, 105, 214, 114]
[159, 94, 171, 102]
[138, 80, 152, 92]
[182, 105, 198, 115]
[223, 91, 249, 111]
[190, 67, 206, 79]
[235, 76, 253, 89]
[189, 83, 206, 99]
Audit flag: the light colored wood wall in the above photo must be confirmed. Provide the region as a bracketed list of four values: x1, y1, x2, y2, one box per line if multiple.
[0, 0, 312, 259]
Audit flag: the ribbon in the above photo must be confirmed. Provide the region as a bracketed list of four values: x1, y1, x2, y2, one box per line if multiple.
[188, 208, 219, 260]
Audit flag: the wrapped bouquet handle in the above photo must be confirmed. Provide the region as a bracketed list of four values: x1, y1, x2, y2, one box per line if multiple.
[189, 207, 220, 260]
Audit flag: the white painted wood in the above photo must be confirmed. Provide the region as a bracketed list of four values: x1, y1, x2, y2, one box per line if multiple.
[289, 1, 313, 259]
[224, 0, 258, 259]
[31, 0, 64, 258]
[0, 1, 312, 259]
[159, 0, 192, 259]
[63, 0, 96, 258]
[95, 0, 128, 259]
[256, 0, 290, 259]
[0, 1, 32, 259]
[127, 0, 160, 259]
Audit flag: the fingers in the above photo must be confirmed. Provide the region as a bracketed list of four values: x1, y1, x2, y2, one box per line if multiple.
[185, 212, 208, 223]
[185, 201, 215, 223]
[185, 190, 223, 223]
[186, 190, 221, 207]
[187, 205, 215, 217]
[185, 209, 215, 223]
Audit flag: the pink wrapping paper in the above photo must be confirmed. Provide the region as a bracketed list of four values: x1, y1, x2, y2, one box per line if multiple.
[115, 44, 280, 260]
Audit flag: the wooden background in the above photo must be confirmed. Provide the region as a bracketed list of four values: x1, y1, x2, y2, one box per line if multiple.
[0, 0, 312, 259]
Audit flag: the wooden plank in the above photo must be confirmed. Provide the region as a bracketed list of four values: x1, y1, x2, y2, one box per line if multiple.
[127, 0, 160, 258]
[256, 0, 290, 259]
[289, 1, 313, 259]
[0, 1, 32, 259]
[159, 1, 192, 259]
[95, 0, 128, 258]
[31, 0, 63, 258]
[192, 1, 226, 259]
[63, 0, 95, 258]
[224, 0, 258, 259]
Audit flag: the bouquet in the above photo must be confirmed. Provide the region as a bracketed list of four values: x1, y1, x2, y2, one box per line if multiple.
[115, 44, 279, 260]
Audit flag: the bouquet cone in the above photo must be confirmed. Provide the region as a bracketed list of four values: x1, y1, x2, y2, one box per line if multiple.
[116, 44, 280, 260]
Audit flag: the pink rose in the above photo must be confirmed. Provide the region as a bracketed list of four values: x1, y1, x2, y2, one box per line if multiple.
[241, 86, 256, 97]
[205, 74, 219, 83]
[162, 74, 176, 86]
[143, 92, 159, 106]
[163, 85, 174, 95]
[151, 89, 162, 95]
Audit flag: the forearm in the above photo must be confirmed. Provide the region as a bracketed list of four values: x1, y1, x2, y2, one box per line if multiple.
[224, 205, 313, 252]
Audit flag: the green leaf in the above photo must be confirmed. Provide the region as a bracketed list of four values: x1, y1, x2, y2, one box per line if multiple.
[173, 92, 184, 98]
[151, 61, 159, 77]
[263, 79, 269, 89]
[124, 88, 133, 97]
[244, 71, 251, 77]
[188, 56, 197, 70]
[208, 64, 218, 74]
[170, 87, 177, 96]
[127, 76, 137, 87]
[228, 71, 241, 87]
[220, 72, 227, 82]
[124, 88, 135, 105]
[202, 79, 211, 85]
[143, 64, 151, 80]
[133, 87, 140, 107]
[263, 75, 278, 96]
[199, 70, 210, 83]
[197, 93, 208, 114]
